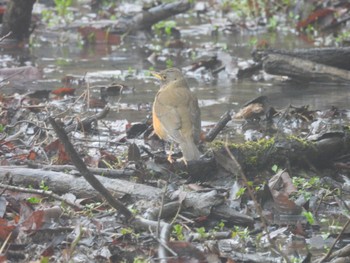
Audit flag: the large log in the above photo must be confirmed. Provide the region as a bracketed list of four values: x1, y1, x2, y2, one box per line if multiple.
[253, 47, 350, 71]
[0, 166, 162, 200]
[72, 0, 191, 35]
[262, 53, 350, 82]
[216, 132, 350, 174]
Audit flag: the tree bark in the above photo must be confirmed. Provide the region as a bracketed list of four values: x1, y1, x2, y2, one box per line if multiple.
[1, 0, 36, 40]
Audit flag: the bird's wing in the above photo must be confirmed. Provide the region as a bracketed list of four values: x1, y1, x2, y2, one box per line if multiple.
[153, 91, 183, 143]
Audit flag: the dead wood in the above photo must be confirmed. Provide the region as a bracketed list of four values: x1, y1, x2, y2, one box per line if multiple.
[127, 0, 191, 32]
[0, 182, 83, 210]
[218, 132, 349, 174]
[71, 0, 191, 35]
[50, 117, 135, 220]
[28, 164, 134, 178]
[144, 201, 181, 221]
[217, 242, 282, 263]
[262, 53, 350, 82]
[63, 106, 110, 133]
[212, 204, 254, 227]
[173, 157, 217, 182]
[254, 47, 350, 71]
[0, 166, 161, 200]
[204, 110, 232, 142]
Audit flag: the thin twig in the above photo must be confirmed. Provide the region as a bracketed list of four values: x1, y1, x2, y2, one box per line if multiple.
[0, 31, 12, 42]
[0, 182, 83, 210]
[49, 117, 134, 221]
[157, 181, 169, 237]
[319, 216, 350, 263]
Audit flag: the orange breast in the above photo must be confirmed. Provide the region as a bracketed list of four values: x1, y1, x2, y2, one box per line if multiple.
[152, 108, 168, 140]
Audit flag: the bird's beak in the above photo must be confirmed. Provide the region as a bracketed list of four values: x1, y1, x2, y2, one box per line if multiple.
[150, 71, 162, 80]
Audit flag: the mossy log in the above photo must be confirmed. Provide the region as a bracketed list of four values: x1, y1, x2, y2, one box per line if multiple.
[214, 132, 349, 174]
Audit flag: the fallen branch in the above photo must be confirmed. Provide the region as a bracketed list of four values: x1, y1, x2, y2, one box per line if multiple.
[204, 110, 232, 142]
[64, 106, 110, 133]
[54, 117, 132, 219]
[28, 164, 135, 178]
[0, 166, 160, 200]
[71, 0, 191, 35]
[254, 47, 350, 71]
[0, 182, 83, 210]
[262, 53, 350, 82]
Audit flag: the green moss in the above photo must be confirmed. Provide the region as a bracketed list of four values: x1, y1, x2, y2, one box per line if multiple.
[211, 137, 276, 167]
[286, 135, 313, 147]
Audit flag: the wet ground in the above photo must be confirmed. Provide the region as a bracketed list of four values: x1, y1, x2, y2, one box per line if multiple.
[1, 3, 350, 262]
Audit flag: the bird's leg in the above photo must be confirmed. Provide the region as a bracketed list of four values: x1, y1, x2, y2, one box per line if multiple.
[167, 143, 174, 163]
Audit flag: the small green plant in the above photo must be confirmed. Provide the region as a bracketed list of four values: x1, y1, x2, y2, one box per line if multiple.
[305, 24, 316, 36]
[133, 257, 148, 263]
[271, 164, 281, 173]
[231, 226, 249, 242]
[120, 227, 140, 239]
[172, 224, 185, 241]
[129, 207, 139, 215]
[27, 197, 41, 204]
[236, 187, 246, 198]
[292, 177, 320, 190]
[212, 220, 225, 232]
[292, 176, 320, 201]
[121, 227, 134, 235]
[288, 11, 299, 22]
[290, 257, 303, 263]
[40, 180, 49, 191]
[83, 202, 103, 217]
[303, 211, 315, 225]
[335, 31, 350, 45]
[196, 227, 208, 239]
[54, 0, 72, 17]
[166, 59, 174, 68]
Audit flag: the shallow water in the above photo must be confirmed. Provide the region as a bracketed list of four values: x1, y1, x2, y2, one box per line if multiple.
[3, 12, 349, 126]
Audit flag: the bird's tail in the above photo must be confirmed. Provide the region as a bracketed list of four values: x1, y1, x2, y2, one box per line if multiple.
[179, 140, 201, 162]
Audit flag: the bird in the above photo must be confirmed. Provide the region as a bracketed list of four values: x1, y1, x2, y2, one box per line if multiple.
[151, 67, 201, 162]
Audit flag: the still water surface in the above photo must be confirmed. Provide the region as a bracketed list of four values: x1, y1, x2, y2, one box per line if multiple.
[11, 21, 350, 124]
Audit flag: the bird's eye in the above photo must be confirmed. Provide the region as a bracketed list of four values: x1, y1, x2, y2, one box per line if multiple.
[163, 76, 167, 80]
